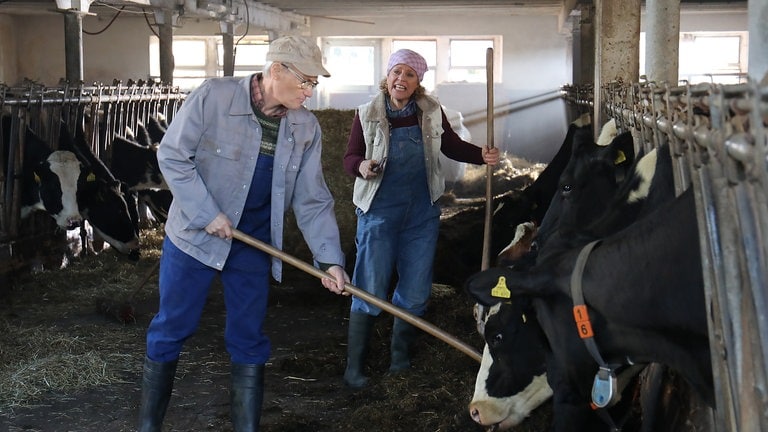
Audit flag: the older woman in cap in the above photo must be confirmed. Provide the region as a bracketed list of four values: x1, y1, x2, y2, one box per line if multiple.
[342, 48, 500, 388]
[138, 35, 350, 432]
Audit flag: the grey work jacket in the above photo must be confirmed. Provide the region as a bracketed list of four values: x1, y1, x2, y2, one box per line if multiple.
[158, 75, 344, 281]
[352, 92, 446, 213]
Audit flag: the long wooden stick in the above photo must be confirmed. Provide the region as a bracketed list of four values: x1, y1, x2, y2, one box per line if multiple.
[231, 229, 482, 363]
[481, 47, 495, 271]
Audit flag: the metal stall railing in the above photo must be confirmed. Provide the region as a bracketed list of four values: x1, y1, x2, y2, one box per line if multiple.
[598, 79, 768, 432]
[0, 80, 186, 245]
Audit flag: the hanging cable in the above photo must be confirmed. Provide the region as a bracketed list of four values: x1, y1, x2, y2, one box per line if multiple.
[235, 0, 251, 53]
[83, 5, 125, 35]
[142, 8, 160, 38]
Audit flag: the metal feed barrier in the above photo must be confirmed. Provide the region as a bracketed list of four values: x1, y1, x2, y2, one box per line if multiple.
[0, 80, 185, 251]
[593, 79, 767, 432]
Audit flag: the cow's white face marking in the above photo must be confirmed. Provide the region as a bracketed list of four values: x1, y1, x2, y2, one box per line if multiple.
[627, 148, 658, 203]
[596, 119, 618, 147]
[469, 345, 552, 430]
[46, 150, 82, 229]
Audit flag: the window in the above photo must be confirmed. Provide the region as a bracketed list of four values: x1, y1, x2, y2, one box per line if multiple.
[325, 41, 378, 87]
[386, 36, 500, 92]
[221, 40, 270, 77]
[149, 35, 270, 91]
[448, 39, 494, 83]
[321, 36, 501, 98]
[639, 31, 748, 85]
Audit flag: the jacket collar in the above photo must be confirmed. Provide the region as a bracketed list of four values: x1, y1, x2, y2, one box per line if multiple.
[367, 91, 440, 122]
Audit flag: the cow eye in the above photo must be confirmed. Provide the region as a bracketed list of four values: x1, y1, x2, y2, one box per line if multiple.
[490, 333, 503, 347]
[561, 184, 572, 196]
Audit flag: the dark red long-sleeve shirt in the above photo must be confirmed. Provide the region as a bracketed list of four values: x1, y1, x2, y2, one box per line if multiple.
[343, 108, 484, 178]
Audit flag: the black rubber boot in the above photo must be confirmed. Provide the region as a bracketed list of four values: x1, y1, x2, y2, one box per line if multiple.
[389, 318, 419, 372]
[343, 312, 375, 388]
[137, 356, 178, 432]
[230, 363, 265, 432]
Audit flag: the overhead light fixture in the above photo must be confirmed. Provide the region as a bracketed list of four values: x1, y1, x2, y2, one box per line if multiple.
[54, 0, 93, 13]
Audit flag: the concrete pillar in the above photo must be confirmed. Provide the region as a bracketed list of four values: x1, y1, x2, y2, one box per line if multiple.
[748, 0, 768, 83]
[63, 11, 84, 83]
[158, 18, 174, 85]
[593, 0, 641, 134]
[220, 22, 235, 77]
[576, 4, 595, 86]
[645, 0, 680, 85]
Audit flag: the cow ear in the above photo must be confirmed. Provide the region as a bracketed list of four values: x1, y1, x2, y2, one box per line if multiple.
[464, 267, 519, 306]
[607, 131, 635, 167]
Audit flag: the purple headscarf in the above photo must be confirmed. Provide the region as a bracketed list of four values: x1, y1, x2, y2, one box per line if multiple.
[386, 49, 428, 82]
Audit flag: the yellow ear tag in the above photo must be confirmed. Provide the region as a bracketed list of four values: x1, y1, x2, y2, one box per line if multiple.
[491, 276, 511, 299]
[34, 173, 41, 184]
[522, 313, 527, 324]
[87, 172, 96, 182]
[614, 150, 626, 165]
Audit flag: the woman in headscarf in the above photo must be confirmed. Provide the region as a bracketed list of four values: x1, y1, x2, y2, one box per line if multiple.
[342, 48, 500, 388]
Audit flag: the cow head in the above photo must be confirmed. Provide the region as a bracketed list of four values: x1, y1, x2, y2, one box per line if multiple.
[469, 301, 552, 431]
[20, 127, 83, 230]
[77, 173, 140, 257]
[110, 135, 167, 191]
[58, 120, 141, 259]
[536, 128, 635, 248]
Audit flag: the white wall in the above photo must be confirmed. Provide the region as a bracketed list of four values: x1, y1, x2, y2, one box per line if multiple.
[0, 5, 750, 163]
[310, 13, 573, 162]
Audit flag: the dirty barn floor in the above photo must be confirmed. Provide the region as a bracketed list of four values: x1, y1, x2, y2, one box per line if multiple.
[0, 227, 553, 432]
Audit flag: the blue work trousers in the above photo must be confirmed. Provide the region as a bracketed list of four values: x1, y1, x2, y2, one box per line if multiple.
[351, 124, 441, 317]
[146, 154, 273, 365]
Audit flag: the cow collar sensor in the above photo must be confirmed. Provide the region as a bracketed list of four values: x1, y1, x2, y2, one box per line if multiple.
[569, 238, 651, 431]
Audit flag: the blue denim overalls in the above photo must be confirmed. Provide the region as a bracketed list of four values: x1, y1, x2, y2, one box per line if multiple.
[350, 112, 441, 317]
[147, 153, 274, 365]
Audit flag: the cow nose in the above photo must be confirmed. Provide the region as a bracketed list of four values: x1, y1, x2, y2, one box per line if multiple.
[470, 405, 482, 423]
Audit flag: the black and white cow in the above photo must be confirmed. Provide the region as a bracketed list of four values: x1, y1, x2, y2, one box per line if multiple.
[468, 123, 678, 431]
[465, 186, 711, 431]
[469, 301, 553, 430]
[18, 127, 83, 230]
[490, 114, 595, 256]
[110, 118, 171, 226]
[434, 115, 604, 287]
[110, 135, 167, 191]
[58, 121, 140, 258]
[532, 121, 636, 249]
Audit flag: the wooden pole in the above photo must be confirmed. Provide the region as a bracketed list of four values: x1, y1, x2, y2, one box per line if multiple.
[481, 47, 495, 271]
[231, 229, 482, 363]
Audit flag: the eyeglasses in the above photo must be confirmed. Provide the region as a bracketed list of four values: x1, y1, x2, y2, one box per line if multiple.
[282, 64, 319, 90]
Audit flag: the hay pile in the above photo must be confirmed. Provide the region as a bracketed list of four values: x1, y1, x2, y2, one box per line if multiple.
[0, 229, 164, 414]
[282, 109, 358, 263]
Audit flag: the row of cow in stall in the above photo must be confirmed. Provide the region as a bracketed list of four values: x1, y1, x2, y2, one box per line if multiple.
[464, 116, 713, 431]
[5, 112, 172, 260]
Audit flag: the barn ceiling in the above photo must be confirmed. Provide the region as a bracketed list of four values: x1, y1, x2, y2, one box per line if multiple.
[0, 0, 748, 20]
[255, 0, 570, 18]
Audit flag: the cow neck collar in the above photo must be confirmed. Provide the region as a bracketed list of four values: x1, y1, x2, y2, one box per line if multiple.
[570, 239, 647, 431]
[570, 239, 621, 431]
[570, 239, 609, 368]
